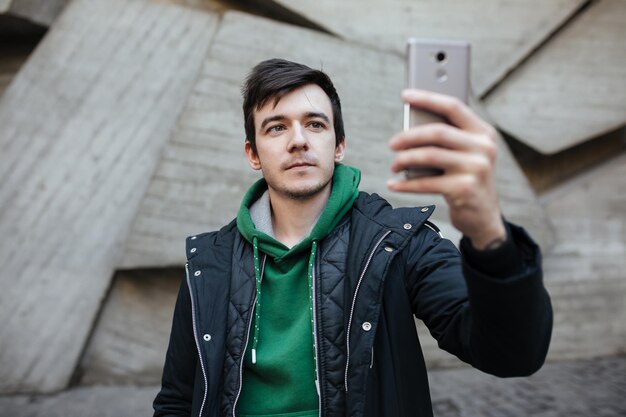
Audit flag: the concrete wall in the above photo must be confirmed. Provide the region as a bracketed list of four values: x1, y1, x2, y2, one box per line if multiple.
[0, 0, 217, 393]
[0, 0, 624, 393]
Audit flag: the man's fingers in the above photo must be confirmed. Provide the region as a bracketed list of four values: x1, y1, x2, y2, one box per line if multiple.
[401, 89, 495, 136]
[387, 172, 476, 197]
[390, 123, 484, 152]
[390, 146, 489, 175]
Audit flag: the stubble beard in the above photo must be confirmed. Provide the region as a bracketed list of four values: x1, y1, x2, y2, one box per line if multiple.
[283, 179, 331, 201]
[276, 177, 332, 201]
[269, 171, 333, 201]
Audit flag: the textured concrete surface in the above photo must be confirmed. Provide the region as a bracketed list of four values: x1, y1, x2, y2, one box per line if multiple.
[119, 10, 554, 270]
[540, 152, 626, 361]
[77, 269, 183, 386]
[2, 0, 625, 400]
[484, 0, 626, 154]
[275, 0, 626, 158]
[0, 356, 624, 416]
[266, 0, 585, 96]
[0, 0, 217, 393]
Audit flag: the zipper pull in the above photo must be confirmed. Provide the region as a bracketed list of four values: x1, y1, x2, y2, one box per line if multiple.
[252, 349, 257, 364]
[315, 379, 320, 396]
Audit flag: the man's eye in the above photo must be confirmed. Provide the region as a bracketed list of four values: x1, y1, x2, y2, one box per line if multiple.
[308, 121, 325, 129]
[267, 125, 285, 133]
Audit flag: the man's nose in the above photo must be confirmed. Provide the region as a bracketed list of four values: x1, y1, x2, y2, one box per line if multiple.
[288, 123, 308, 150]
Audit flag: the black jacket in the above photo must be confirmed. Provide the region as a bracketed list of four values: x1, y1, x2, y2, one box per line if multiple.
[154, 192, 552, 417]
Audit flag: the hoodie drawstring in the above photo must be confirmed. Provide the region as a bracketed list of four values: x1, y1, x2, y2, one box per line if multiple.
[308, 240, 319, 393]
[251, 236, 261, 364]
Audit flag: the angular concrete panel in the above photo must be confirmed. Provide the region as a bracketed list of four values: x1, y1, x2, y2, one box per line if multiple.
[0, 0, 218, 393]
[120, 11, 554, 275]
[78, 269, 182, 385]
[539, 152, 626, 359]
[260, 0, 585, 96]
[485, 0, 626, 154]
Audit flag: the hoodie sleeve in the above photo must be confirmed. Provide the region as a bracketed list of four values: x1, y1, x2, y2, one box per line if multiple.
[403, 220, 553, 377]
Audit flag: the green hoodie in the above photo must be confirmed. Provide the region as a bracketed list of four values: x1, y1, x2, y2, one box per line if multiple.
[235, 164, 360, 417]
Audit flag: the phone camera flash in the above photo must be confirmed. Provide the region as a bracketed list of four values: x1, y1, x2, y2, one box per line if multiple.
[436, 68, 448, 83]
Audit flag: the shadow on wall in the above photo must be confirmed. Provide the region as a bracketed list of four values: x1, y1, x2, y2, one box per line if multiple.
[503, 126, 626, 195]
[73, 268, 183, 386]
[0, 15, 46, 96]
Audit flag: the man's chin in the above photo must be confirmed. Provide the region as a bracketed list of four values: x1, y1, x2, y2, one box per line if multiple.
[277, 181, 331, 201]
[284, 188, 325, 201]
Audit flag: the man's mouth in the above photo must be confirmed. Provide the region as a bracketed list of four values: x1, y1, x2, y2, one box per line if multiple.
[285, 160, 315, 170]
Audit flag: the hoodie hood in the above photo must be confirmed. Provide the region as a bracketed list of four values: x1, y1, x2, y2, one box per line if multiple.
[236, 163, 361, 260]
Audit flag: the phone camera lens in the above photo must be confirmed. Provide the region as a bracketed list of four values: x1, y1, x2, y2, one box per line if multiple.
[436, 51, 446, 62]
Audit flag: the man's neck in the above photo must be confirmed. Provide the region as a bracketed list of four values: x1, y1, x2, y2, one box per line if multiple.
[268, 186, 331, 249]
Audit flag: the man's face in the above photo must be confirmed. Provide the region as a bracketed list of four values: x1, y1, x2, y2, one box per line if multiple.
[245, 84, 345, 201]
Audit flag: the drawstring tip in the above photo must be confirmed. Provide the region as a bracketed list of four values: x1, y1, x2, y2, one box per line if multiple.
[252, 349, 257, 364]
[315, 379, 320, 396]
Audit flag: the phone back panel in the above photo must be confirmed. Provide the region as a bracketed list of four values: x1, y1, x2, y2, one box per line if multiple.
[405, 39, 470, 129]
[403, 39, 470, 177]
[406, 39, 470, 102]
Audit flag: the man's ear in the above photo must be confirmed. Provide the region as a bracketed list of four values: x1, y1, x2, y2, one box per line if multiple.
[244, 140, 262, 170]
[334, 137, 346, 162]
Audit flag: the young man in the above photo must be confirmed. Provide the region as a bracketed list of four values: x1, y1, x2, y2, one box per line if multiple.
[153, 59, 552, 417]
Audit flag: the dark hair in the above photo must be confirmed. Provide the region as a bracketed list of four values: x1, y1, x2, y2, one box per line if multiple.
[242, 58, 345, 154]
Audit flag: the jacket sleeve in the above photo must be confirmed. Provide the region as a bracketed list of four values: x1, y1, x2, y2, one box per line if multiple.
[153, 275, 198, 416]
[404, 220, 553, 377]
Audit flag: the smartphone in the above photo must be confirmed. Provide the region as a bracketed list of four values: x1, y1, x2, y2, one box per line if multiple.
[404, 38, 471, 178]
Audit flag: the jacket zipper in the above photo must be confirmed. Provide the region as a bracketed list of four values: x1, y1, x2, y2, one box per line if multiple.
[311, 260, 322, 417]
[344, 230, 391, 392]
[186, 263, 209, 417]
[232, 255, 266, 417]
